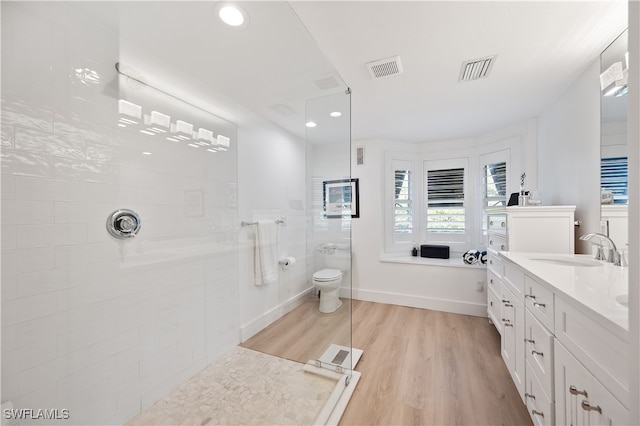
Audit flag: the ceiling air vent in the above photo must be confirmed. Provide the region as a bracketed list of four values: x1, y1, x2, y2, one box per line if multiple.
[459, 55, 497, 82]
[366, 55, 403, 79]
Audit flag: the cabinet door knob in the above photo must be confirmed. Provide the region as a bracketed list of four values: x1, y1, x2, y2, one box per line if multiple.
[581, 400, 602, 414]
[569, 386, 588, 397]
[490, 221, 494, 226]
[500, 244, 505, 250]
[501, 222, 506, 228]
[489, 240, 493, 245]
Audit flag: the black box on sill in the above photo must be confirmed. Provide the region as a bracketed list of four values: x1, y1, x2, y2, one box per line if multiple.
[420, 244, 450, 259]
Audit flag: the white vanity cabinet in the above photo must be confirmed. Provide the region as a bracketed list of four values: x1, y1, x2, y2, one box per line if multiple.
[506, 206, 576, 254]
[486, 209, 507, 334]
[555, 343, 628, 425]
[496, 252, 629, 426]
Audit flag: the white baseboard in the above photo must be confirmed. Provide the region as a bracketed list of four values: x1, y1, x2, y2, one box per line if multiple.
[240, 287, 314, 342]
[350, 288, 488, 317]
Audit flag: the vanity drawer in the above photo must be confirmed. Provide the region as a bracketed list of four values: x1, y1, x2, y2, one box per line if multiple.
[487, 270, 501, 295]
[487, 253, 504, 278]
[525, 309, 554, 401]
[487, 233, 508, 253]
[488, 214, 507, 233]
[488, 285, 502, 335]
[525, 360, 555, 426]
[503, 261, 524, 299]
[524, 275, 555, 332]
[555, 297, 629, 407]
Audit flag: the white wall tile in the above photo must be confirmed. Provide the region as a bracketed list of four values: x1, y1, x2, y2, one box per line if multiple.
[15, 127, 85, 160]
[2, 125, 15, 150]
[1, 292, 58, 326]
[2, 324, 19, 354]
[1, 247, 56, 276]
[15, 176, 86, 202]
[84, 181, 137, 204]
[1, 174, 16, 199]
[1, 273, 18, 301]
[1, 99, 53, 133]
[2, 200, 55, 224]
[16, 223, 87, 248]
[1, 151, 53, 178]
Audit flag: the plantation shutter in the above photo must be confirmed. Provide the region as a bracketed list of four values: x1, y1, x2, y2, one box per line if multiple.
[601, 157, 628, 204]
[426, 167, 465, 234]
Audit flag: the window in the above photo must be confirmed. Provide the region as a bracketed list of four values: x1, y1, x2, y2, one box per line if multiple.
[600, 157, 628, 204]
[426, 167, 465, 234]
[394, 169, 413, 235]
[483, 161, 508, 207]
[424, 158, 469, 245]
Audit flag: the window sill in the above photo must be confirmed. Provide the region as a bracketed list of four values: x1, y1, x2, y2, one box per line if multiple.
[380, 255, 487, 270]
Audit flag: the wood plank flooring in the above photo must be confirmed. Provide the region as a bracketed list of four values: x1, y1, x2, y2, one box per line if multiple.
[243, 299, 532, 426]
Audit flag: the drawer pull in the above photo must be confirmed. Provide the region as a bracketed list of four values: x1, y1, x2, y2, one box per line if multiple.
[569, 386, 588, 397]
[489, 221, 494, 226]
[531, 410, 544, 418]
[504, 303, 513, 308]
[490, 278, 493, 284]
[524, 338, 535, 344]
[500, 244, 505, 250]
[489, 260, 493, 265]
[502, 319, 513, 327]
[531, 350, 544, 357]
[581, 400, 602, 414]
[489, 240, 493, 245]
[501, 222, 506, 228]
[525, 294, 536, 300]
[533, 302, 546, 308]
[501, 299, 510, 304]
[524, 392, 536, 400]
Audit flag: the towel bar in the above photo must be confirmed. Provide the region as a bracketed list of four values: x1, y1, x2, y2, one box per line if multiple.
[241, 219, 286, 227]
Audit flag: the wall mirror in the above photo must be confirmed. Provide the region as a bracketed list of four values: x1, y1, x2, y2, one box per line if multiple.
[600, 28, 628, 249]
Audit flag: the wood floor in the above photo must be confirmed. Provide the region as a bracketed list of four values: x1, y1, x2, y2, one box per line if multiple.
[243, 299, 532, 426]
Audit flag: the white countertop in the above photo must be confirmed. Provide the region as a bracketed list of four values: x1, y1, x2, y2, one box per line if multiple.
[499, 251, 629, 332]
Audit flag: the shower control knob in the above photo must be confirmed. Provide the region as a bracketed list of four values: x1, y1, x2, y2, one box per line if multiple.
[107, 209, 141, 239]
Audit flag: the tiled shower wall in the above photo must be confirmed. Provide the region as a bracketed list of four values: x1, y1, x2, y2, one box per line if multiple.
[2, 3, 240, 424]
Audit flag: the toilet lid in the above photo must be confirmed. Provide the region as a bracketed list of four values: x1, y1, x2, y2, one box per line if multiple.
[313, 269, 342, 281]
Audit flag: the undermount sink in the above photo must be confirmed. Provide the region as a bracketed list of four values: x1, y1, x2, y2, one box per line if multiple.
[530, 257, 603, 267]
[616, 294, 629, 307]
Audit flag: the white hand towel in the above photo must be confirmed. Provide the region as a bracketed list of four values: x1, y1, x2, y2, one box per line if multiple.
[254, 220, 278, 285]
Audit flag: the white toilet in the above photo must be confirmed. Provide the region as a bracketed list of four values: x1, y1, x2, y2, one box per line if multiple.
[313, 244, 349, 313]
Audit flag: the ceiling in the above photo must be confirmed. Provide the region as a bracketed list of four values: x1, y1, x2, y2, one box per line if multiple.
[67, 1, 628, 144]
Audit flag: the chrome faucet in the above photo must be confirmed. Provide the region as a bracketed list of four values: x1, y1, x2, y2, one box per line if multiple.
[579, 233, 622, 266]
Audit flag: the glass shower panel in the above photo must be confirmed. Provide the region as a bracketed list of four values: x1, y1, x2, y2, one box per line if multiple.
[305, 90, 353, 377]
[1, 2, 239, 425]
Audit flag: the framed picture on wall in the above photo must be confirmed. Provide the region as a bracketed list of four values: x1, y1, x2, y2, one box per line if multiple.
[323, 178, 359, 218]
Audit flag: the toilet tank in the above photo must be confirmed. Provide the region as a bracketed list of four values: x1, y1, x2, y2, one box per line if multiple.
[323, 243, 351, 271]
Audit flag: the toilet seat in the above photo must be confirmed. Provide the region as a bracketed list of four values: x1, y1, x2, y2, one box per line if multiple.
[313, 268, 342, 281]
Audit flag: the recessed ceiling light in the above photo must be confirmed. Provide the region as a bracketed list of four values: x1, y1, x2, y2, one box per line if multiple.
[305, 121, 317, 128]
[329, 111, 342, 118]
[215, 3, 248, 27]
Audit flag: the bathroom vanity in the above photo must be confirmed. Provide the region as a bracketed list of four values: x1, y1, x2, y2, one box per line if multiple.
[485, 207, 629, 425]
